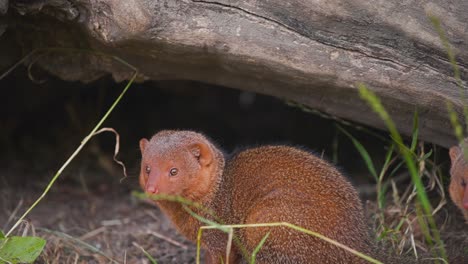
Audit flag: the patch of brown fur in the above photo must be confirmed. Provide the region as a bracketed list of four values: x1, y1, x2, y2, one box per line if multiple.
[140, 130, 375, 263]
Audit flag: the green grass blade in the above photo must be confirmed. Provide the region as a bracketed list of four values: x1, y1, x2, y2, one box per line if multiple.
[388, 159, 405, 179]
[250, 232, 270, 264]
[358, 83, 447, 261]
[446, 102, 465, 142]
[410, 110, 419, 152]
[183, 206, 229, 233]
[337, 125, 378, 180]
[377, 144, 395, 209]
[381, 145, 395, 172]
[132, 192, 220, 223]
[134, 243, 158, 264]
[415, 202, 433, 248]
[446, 102, 468, 159]
[428, 16, 462, 87]
[428, 14, 468, 140]
[420, 150, 433, 162]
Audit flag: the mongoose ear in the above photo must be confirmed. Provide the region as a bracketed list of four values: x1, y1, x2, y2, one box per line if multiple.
[190, 142, 213, 167]
[449, 146, 462, 162]
[139, 138, 149, 154]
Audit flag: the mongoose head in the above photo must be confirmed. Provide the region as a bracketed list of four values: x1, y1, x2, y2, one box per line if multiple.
[449, 145, 468, 213]
[139, 130, 224, 201]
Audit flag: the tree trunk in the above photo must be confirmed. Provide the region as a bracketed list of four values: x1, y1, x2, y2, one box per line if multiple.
[3, 0, 468, 147]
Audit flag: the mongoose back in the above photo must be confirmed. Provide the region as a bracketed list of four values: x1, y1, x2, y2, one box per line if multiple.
[139, 130, 373, 263]
[449, 143, 468, 223]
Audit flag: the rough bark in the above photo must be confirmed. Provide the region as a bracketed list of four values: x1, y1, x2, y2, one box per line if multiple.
[2, 0, 468, 147]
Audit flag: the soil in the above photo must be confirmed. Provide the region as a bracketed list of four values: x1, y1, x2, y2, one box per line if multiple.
[0, 176, 198, 264]
[1, 171, 467, 264]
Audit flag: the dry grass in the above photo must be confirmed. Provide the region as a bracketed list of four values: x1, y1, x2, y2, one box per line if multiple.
[369, 143, 448, 258]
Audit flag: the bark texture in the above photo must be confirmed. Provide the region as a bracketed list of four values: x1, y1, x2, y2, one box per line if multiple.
[3, 0, 468, 147]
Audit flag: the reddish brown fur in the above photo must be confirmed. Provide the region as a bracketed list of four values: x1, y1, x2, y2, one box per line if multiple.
[449, 144, 468, 223]
[140, 130, 373, 263]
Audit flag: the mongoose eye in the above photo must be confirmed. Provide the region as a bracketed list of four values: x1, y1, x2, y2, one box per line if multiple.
[145, 166, 151, 174]
[169, 168, 178, 176]
[462, 179, 467, 187]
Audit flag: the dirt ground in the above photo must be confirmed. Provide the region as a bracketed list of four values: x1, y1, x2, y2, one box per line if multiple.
[0, 172, 198, 264]
[1, 167, 467, 264]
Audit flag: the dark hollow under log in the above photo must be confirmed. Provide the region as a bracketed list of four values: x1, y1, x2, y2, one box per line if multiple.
[2, 0, 468, 147]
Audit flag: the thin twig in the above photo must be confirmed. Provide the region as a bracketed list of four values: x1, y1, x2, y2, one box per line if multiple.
[149, 231, 188, 250]
[79, 226, 106, 241]
[3, 199, 23, 231]
[101, 219, 129, 226]
[144, 210, 160, 222]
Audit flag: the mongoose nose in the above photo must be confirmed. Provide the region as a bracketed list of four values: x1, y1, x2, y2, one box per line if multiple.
[147, 185, 159, 194]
